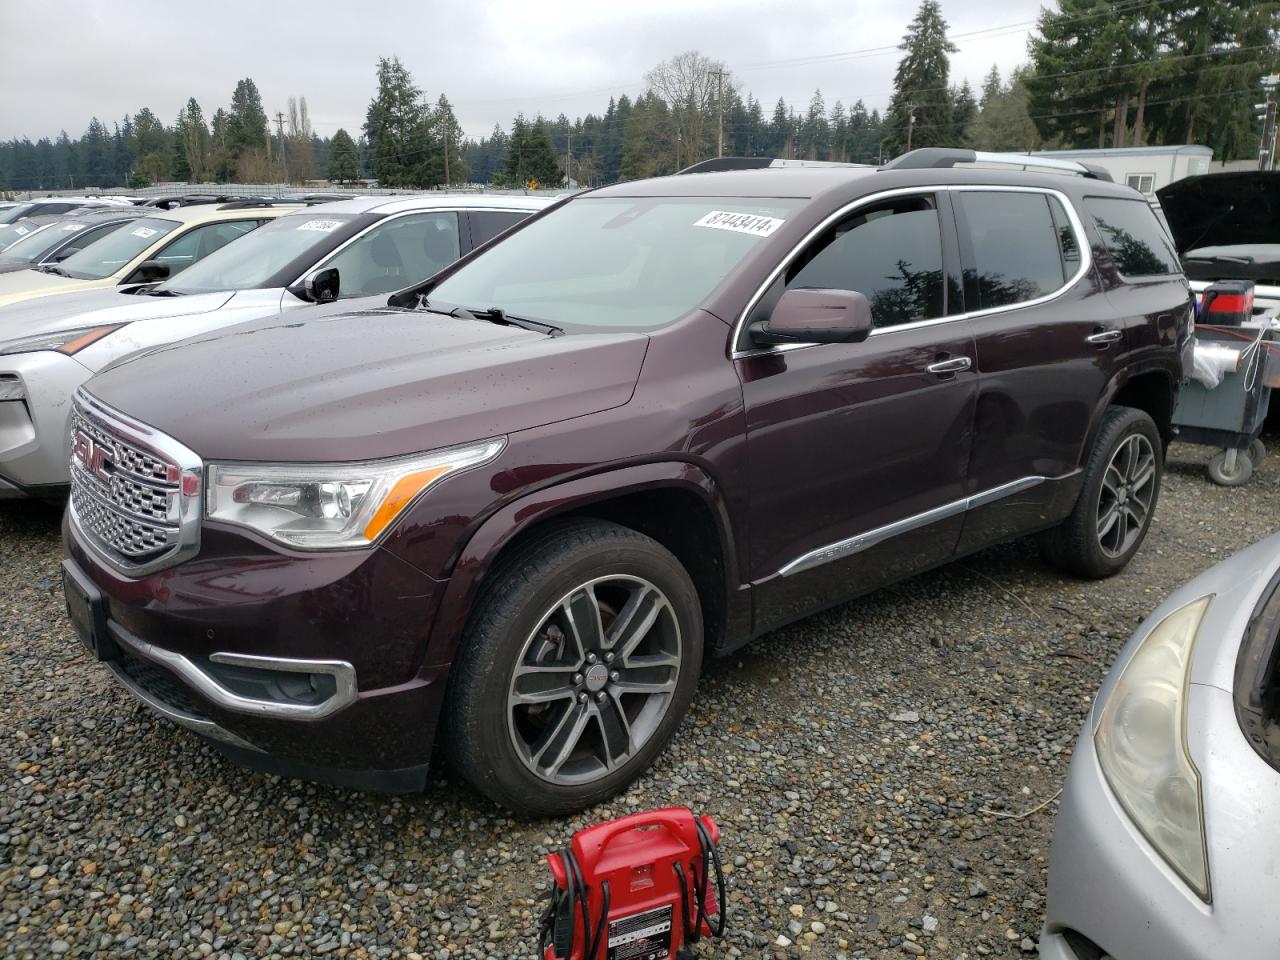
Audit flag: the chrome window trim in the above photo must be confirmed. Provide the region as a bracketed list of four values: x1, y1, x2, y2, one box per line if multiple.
[777, 472, 1075, 577]
[110, 624, 359, 722]
[285, 206, 535, 290]
[731, 184, 1093, 359]
[68, 389, 203, 578]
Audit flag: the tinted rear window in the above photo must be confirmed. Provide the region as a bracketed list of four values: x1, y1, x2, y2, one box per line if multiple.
[470, 210, 530, 247]
[1086, 196, 1180, 278]
[957, 191, 1070, 310]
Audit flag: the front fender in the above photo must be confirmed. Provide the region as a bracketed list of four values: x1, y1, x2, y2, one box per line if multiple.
[422, 459, 745, 669]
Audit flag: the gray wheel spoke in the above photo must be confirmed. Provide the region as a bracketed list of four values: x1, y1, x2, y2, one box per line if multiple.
[532, 702, 591, 776]
[1130, 458, 1156, 493]
[612, 676, 678, 697]
[606, 585, 664, 662]
[596, 696, 633, 769]
[623, 651, 681, 671]
[510, 665, 577, 705]
[1103, 464, 1124, 496]
[561, 587, 605, 660]
[1097, 502, 1121, 540]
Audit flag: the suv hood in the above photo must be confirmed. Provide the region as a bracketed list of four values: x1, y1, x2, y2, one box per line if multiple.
[0, 287, 236, 345]
[1157, 172, 1280, 282]
[85, 308, 650, 462]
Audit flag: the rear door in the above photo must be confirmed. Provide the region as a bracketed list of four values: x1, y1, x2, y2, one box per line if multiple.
[952, 187, 1119, 552]
[736, 192, 978, 634]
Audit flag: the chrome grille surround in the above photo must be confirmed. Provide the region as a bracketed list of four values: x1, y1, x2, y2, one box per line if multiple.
[68, 390, 202, 577]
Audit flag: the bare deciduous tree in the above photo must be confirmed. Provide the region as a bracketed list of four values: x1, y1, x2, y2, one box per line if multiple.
[644, 50, 733, 168]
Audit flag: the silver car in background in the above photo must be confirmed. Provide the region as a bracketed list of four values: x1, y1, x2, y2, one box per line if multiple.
[1040, 531, 1280, 959]
[0, 194, 551, 497]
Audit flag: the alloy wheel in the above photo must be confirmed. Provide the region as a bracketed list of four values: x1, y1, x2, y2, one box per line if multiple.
[506, 575, 682, 785]
[1095, 433, 1156, 559]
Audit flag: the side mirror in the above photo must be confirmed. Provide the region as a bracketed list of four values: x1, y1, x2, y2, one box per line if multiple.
[130, 259, 170, 283]
[749, 288, 872, 347]
[289, 267, 340, 304]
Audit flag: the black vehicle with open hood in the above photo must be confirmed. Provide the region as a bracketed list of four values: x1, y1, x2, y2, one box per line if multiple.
[1157, 171, 1280, 286]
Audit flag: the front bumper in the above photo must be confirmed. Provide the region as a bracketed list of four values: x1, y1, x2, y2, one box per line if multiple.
[64, 515, 453, 792]
[0, 350, 93, 494]
[1041, 685, 1280, 960]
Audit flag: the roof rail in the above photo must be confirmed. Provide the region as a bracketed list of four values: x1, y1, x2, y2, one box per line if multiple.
[216, 198, 305, 210]
[882, 148, 1114, 181]
[677, 157, 870, 174]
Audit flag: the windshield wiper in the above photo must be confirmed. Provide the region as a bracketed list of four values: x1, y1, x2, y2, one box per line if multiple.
[37, 264, 71, 277]
[140, 287, 183, 297]
[438, 302, 564, 337]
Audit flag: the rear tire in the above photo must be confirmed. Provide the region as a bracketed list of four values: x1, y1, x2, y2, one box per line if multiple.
[1040, 405, 1162, 579]
[445, 520, 703, 817]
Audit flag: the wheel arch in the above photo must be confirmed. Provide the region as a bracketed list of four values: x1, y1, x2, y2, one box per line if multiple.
[425, 461, 747, 670]
[1085, 363, 1178, 461]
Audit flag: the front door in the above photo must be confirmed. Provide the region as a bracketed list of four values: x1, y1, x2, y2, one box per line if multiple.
[736, 193, 978, 634]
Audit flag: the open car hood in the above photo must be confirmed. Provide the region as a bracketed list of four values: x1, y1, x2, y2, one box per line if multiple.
[1156, 172, 1280, 254]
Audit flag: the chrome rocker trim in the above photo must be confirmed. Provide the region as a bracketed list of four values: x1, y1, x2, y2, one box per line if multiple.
[779, 473, 1072, 577]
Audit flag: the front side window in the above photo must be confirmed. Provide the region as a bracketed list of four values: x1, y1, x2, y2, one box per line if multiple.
[429, 197, 802, 331]
[1086, 196, 1180, 278]
[162, 212, 361, 294]
[319, 212, 460, 297]
[151, 220, 260, 276]
[56, 217, 180, 280]
[957, 191, 1071, 310]
[777, 196, 946, 330]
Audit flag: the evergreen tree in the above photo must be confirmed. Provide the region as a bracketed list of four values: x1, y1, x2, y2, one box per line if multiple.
[884, 0, 958, 155]
[968, 67, 1040, 151]
[363, 56, 437, 187]
[174, 98, 210, 183]
[800, 90, 829, 160]
[952, 80, 977, 144]
[434, 94, 468, 185]
[327, 128, 360, 183]
[979, 65, 1002, 110]
[226, 78, 269, 165]
[209, 108, 231, 182]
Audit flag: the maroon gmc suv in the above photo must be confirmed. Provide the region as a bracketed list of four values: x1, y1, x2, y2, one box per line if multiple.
[62, 149, 1194, 815]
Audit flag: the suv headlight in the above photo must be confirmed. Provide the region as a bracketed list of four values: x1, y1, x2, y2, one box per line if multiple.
[0, 325, 122, 356]
[206, 438, 505, 549]
[1094, 595, 1213, 901]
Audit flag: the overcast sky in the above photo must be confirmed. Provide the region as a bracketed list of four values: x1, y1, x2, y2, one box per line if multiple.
[0, 0, 1047, 142]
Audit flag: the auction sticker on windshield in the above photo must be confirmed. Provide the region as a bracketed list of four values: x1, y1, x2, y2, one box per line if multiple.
[62, 223, 85, 231]
[694, 210, 785, 238]
[131, 227, 158, 239]
[297, 219, 342, 232]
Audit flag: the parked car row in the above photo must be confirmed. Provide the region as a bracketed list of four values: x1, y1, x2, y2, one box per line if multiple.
[2, 152, 1275, 958]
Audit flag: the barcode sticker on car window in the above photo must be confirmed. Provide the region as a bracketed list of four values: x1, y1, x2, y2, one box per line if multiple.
[131, 227, 158, 239]
[62, 223, 86, 231]
[14, 226, 29, 235]
[694, 210, 786, 238]
[297, 219, 342, 232]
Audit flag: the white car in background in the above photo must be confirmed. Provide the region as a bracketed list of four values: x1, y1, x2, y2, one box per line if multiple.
[0, 193, 553, 498]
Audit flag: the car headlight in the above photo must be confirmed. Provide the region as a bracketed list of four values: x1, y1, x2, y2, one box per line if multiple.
[206, 438, 505, 549]
[1094, 595, 1213, 901]
[0, 325, 122, 357]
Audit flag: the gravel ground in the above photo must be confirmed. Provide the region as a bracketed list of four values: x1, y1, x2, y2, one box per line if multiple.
[2, 434, 1278, 960]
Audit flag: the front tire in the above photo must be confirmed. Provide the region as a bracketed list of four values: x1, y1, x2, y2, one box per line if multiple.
[446, 520, 703, 816]
[1040, 405, 1163, 579]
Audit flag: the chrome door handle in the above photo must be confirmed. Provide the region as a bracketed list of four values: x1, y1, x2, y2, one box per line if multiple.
[1086, 329, 1123, 345]
[926, 356, 972, 375]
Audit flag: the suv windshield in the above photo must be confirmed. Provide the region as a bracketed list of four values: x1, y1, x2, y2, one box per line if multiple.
[427, 197, 802, 331]
[56, 217, 179, 280]
[161, 212, 359, 294]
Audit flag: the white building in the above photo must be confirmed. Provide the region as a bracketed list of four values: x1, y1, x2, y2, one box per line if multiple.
[1032, 145, 1213, 195]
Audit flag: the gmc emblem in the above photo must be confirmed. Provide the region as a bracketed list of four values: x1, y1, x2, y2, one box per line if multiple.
[72, 430, 113, 483]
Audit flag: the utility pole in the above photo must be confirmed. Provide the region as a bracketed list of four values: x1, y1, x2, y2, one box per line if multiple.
[906, 103, 916, 153]
[274, 111, 287, 182]
[1257, 75, 1280, 172]
[565, 126, 572, 187]
[712, 69, 725, 158]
